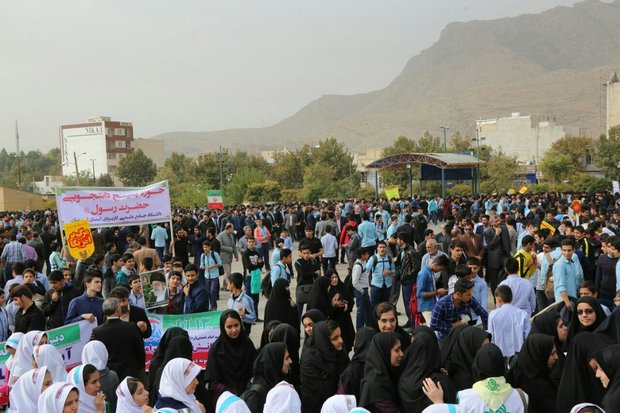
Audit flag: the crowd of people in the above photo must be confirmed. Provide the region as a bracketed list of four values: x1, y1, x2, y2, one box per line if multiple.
[0, 190, 620, 412]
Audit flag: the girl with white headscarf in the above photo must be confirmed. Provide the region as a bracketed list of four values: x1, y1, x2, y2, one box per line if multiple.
[115, 376, 152, 413]
[9, 366, 53, 412]
[68, 364, 107, 413]
[82, 340, 119, 411]
[0, 332, 23, 401]
[34, 344, 67, 381]
[38, 382, 80, 413]
[216, 391, 251, 413]
[10, 330, 47, 385]
[320, 395, 357, 413]
[154, 358, 205, 413]
[263, 381, 301, 413]
[421, 405, 461, 413]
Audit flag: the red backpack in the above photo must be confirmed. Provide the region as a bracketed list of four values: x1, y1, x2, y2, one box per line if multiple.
[409, 284, 426, 327]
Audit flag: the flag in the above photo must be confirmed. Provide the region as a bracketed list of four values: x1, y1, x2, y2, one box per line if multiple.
[207, 190, 224, 209]
[384, 185, 400, 200]
[507, 188, 515, 195]
[519, 186, 528, 194]
[540, 220, 556, 236]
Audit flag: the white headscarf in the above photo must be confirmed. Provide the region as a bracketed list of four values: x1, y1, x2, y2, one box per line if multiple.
[158, 358, 202, 413]
[81, 340, 108, 371]
[421, 405, 461, 413]
[4, 332, 24, 372]
[11, 330, 47, 385]
[320, 395, 357, 413]
[216, 391, 251, 413]
[38, 382, 79, 413]
[349, 409, 371, 413]
[67, 364, 98, 413]
[570, 404, 606, 413]
[34, 344, 67, 382]
[116, 376, 144, 413]
[263, 381, 301, 413]
[9, 366, 49, 411]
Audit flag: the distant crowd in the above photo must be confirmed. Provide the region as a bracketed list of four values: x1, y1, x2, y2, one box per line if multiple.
[0, 190, 620, 412]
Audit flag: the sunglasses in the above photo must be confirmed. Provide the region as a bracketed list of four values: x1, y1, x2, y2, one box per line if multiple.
[577, 309, 594, 315]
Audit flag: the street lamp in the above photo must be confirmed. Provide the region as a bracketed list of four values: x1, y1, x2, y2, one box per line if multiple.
[73, 152, 87, 186]
[439, 126, 449, 198]
[90, 159, 96, 182]
[471, 134, 486, 195]
[407, 164, 412, 197]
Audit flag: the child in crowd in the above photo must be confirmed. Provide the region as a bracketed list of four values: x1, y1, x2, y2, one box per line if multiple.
[467, 257, 489, 324]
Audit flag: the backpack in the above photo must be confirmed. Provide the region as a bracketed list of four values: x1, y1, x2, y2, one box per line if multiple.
[210, 251, 224, 276]
[344, 261, 364, 297]
[544, 253, 559, 300]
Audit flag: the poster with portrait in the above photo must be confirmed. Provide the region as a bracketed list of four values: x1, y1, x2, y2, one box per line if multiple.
[139, 269, 169, 309]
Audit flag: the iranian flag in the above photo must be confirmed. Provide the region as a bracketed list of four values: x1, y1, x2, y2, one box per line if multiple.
[207, 190, 224, 209]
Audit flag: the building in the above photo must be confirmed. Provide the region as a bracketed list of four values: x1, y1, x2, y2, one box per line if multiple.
[133, 138, 165, 169]
[606, 72, 620, 136]
[476, 113, 570, 164]
[32, 175, 64, 195]
[60, 116, 134, 179]
[354, 148, 384, 188]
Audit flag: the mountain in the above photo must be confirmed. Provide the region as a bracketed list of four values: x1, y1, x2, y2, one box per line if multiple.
[153, 0, 620, 155]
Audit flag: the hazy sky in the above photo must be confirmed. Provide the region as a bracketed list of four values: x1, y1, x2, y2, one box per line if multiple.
[1, 0, 586, 152]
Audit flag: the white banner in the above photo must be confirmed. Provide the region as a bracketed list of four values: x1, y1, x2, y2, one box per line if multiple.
[0, 320, 96, 385]
[55, 181, 171, 228]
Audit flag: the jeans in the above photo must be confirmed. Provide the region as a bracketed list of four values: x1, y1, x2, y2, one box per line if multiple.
[205, 277, 220, 310]
[259, 243, 271, 270]
[155, 247, 165, 264]
[353, 289, 372, 330]
[401, 283, 413, 325]
[370, 284, 390, 310]
[322, 257, 337, 275]
[429, 211, 438, 225]
[536, 290, 550, 313]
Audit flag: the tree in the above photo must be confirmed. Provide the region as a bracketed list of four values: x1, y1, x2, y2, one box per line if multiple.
[380, 136, 418, 194]
[187, 154, 220, 189]
[225, 167, 268, 204]
[539, 152, 577, 184]
[596, 126, 620, 179]
[246, 180, 282, 202]
[449, 132, 473, 153]
[271, 150, 310, 189]
[300, 163, 357, 201]
[96, 174, 115, 187]
[116, 149, 157, 187]
[416, 131, 443, 153]
[479, 149, 518, 193]
[157, 153, 190, 185]
[311, 138, 356, 184]
[550, 136, 593, 165]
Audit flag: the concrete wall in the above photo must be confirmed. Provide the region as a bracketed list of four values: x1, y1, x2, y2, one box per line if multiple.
[0, 187, 46, 211]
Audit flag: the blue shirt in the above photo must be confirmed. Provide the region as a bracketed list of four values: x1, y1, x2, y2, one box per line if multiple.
[272, 248, 281, 266]
[430, 294, 488, 339]
[499, 275, 536, 316]
[366, 254, 396, 289]
[471, 275, 488, 321]
[129, 291, 146, 310]
[358, 221, 377, 247]
[65, 293, 104, 325]
[200, 251, 222, 279]
[553, 255, 584, 302]
[150, 226, 168, 248]
[416, 265, 437, 312]
[270, 263, 290, 286]
[228, 292, 257, 324]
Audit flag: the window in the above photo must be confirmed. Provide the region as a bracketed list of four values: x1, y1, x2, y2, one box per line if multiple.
[115, 140, 125, 148]
[115, 128, 126, 136]
[125, 141, 131, 148]
[107, 153, 116, 160]
[106, 128, 112, 136]
[118, 153, 125, 159]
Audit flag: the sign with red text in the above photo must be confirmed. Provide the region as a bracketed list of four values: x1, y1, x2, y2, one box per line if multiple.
[64, 219, 94, 260]
[55, 181, 171, 228]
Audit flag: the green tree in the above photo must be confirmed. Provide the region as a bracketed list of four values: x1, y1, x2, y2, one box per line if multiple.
[380, 136, 417, 194]
[187, 154, 220, 189]
[416, 131, 443, 153]
[479, 149, 518, 193]
[539, 152, 577, 184]
[225, 167, 268, 204]
[116, 149, 157, 187]
[170, 182, 210, 207]
[271, 150, 311, 189]
[96, 174, 115, 186]
[596, 126, 620, 179]
[300, 163, 357, 201]
[157, 152, 190, 185]
[550, 136, 593, 164]
[246, 180, 282, 202]
[449, 132, 473, 153]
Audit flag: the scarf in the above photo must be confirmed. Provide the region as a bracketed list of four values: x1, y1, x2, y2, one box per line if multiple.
[472, 377, 514, 410]
[38, 382, 78, 413]
[320, 395, 357, 413]
[11, 330, 46, 384]
[4, 332, 24, 372]
[34, 344, 68, 382]
[262, 381, 301, 413]
[158, 358, 202, 413]
[67, 364, 98, 413]
[81, 340, 108, 371]
[9, 366, 49, 411]
[115, 377, 144, 413]
[215, 390, 251, 413]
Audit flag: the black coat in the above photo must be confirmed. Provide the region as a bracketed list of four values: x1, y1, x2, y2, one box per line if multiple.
[14, 303, 45, 333]
[41, 284, 81, 329]
[91, 318, 145, 381]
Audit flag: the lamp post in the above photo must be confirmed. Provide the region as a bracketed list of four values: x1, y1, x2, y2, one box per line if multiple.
[73, 151, 86, 186]
[90, 159, 96, 182]
[439, 126, 449, 198]
[407, 164, 413, 197]
[471, 133, 486, 195]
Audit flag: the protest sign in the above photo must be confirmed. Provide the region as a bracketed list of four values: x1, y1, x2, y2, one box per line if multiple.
[139, 269, 169, 309]
[207, 190, 224, 209]
[0, 320, 96, 385]
[144, 311, 221, 370]
[384, 185, 400, 200]
[64, 219, 95, 260]
[55, 181, 171, 228]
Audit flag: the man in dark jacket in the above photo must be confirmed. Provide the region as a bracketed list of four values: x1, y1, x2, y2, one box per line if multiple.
[12, 284, 45, 333]
[91, 297, 145, 382]
[182, 264, 209, 314]
[41, 270, 80, 329]
[108, 286, 152, 339]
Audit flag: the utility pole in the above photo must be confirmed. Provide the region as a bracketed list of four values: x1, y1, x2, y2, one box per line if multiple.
[218, 146, 224, 189]
[73, 151, 81, 186]
[90, 159, 96, 182]
[440, 126, 449, 152]
[15, 121, 22, 189]
[439, 126, 449, 198]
